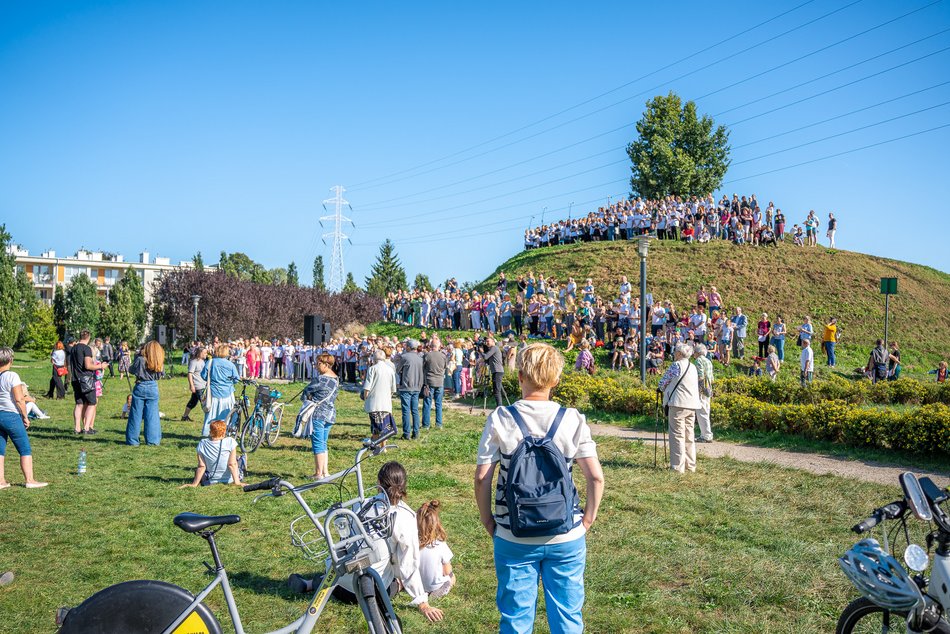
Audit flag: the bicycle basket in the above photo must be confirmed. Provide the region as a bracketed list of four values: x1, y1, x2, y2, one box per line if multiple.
[290, 515, 330, 563]
[255, 385, 277, 409]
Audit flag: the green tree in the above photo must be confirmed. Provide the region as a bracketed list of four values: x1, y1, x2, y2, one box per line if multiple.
[0, 225, 22, 347]
[15, 268, 39, 348]
[269, 268, 288, 286]
[413, 273, 433, 291]
[53, 285, 67, 340]
[626, 92, 730, 199]
[25, 303, 58, 357]
[192, 251, 204, 271]
[100, 268, 146, 344]
[64, 273, 101, 336]
[343, 272, 361, 294]
[287, 261, 299, 287]
[365, 239, 408, 297]
[312, 255, 325, 290]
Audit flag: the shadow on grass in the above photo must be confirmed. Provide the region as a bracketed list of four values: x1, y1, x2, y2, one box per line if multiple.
[225, 571, 310, 602]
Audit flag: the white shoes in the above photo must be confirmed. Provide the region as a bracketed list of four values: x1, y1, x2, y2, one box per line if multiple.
[25, 482, 48, 489]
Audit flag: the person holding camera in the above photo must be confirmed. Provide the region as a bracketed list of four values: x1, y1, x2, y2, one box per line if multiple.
[480, 336, 506, 408]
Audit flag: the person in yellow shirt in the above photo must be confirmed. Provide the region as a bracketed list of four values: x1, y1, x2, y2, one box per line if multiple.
[822, 317, 840, 367]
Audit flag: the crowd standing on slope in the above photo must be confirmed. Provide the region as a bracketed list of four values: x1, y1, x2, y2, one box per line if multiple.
[522, 193, 837, 249]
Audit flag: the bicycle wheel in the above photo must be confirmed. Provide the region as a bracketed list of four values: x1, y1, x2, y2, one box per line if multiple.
[835, 596, 950, 633]
[264, 404, 283, 447]
[356, 572, 390, 634]
[224, 406, 244, 440]
[240, 413, 264, 453]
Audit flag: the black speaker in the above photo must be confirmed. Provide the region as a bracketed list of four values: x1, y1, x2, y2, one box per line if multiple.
[304, 315, 330, 345]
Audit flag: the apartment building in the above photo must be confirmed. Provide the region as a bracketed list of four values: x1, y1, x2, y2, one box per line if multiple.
[10, 247, 197, 304]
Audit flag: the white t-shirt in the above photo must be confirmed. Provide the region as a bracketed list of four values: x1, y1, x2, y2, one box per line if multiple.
[477, 400, 597, 545]
[0, 370, 24, 414]
[197, 437, 238, 484]
[419, 540, 454, 592]
[800, 346, 814, 372]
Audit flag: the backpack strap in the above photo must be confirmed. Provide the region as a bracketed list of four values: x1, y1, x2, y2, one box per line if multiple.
[506, 405, 567, 443]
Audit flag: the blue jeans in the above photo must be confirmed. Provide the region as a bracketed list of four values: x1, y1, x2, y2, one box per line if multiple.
[398, 390, 420, 438]
[494, 535, 586, 634]
[771, 337, 785, 362]
[0, 410, 31, 457]
[310, 418, 332, 453]
[423, 386, 444, 429]
[126, 381, 161, 446]
[824, 341, 836, 366]
[452, 368, 462, 395]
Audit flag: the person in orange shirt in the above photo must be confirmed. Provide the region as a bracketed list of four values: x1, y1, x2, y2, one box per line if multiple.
[822, 317, 840, 367]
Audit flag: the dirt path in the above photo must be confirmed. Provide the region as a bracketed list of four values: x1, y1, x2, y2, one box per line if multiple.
[449, 400, 949, 487]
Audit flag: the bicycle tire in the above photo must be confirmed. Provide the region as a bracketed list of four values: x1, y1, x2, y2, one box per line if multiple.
[223, 406, 244, 440]
[264, 404, 283, 447]
[240, 413, 264, 453]
[356, 572, 391, 634]
[835, 596, 950, 633]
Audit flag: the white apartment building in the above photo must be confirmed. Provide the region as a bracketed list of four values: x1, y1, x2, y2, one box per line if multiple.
[10, 246, 198, 304]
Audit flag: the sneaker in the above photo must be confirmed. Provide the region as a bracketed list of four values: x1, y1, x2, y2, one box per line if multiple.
[25, 482, 48, 488]
[181, 415, 192, 422]
[698, 437, 714, 443]
[84, 429, 98, 435]
[0, 483, 10, 490]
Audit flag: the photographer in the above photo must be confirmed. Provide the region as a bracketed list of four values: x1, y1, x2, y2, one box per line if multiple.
[480, 336, 505, 408]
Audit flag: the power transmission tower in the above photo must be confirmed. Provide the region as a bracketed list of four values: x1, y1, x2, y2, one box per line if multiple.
[320, 185, 354, 293]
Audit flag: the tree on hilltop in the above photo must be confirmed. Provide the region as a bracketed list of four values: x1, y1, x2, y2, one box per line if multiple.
[312, 256, 325, 290]
[413, 273, 433, 292]
[343, 272, 361, 294]
[626, 92, 730, 199]
[287, 261, 299, 287]
[365, 239, 408, 297]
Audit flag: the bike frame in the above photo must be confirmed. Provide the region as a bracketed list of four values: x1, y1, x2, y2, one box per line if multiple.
[160, 443, 387, 634]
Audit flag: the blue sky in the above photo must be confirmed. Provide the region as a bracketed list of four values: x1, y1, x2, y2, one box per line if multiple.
[1, 0, 948, 287]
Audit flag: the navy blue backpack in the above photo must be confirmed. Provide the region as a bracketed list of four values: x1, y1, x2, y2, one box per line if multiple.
[504, 406, 580, 538]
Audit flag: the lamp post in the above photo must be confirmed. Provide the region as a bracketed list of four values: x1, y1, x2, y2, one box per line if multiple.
[191, 294, 201, 341]
[637, 236, 649, 384]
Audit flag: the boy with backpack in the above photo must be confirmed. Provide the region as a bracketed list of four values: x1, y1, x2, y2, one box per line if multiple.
[474, 343, 604, 634]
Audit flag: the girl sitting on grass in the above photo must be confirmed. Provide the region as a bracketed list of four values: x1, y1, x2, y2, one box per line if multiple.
[417, 500, 456, 600]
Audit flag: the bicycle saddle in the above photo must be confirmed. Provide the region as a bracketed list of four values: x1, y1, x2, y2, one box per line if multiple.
[173, 512, 241, 533]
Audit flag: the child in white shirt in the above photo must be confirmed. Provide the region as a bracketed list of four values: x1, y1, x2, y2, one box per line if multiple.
[416, 500, 455, 600]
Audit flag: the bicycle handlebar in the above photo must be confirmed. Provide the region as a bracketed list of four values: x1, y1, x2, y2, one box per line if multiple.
[243, 477, 281, 493]
[852, 501, 906, 534]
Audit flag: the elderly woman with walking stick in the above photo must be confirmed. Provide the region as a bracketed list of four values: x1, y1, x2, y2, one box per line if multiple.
[658, 342, 702, 473]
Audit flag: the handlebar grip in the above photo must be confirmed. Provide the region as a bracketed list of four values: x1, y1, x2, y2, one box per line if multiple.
[243, 477, 280, 493]
[852, 513, 882, 534]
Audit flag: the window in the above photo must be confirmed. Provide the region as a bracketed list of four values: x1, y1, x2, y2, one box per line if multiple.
[63, 265, 91, 284]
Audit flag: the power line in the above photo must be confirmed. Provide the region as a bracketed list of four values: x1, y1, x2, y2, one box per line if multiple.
[732, 80, 950, 148]
[350, 0, 866, 193]
[724, 122, 950, 184]
[355, 17, 947, 213]
[346, 0, 820, 190]
[731, 100, 950, 165]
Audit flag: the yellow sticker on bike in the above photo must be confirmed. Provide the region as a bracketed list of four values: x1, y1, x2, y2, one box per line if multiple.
[172, 610, 211, 634]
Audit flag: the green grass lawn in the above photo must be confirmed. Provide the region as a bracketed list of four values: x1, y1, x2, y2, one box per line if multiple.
[0, 351, 916, 633]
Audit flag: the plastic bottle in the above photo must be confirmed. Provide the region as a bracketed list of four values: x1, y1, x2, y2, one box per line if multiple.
[78, 449, 87, 476]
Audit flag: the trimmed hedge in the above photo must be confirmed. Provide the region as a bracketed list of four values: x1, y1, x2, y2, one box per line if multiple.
[531, 371, 950, 455]
[714, 374, 950, 407]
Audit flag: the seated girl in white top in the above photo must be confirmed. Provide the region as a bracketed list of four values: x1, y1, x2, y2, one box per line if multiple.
[416, 499, 456, 600]
[180, 419, 243, 487]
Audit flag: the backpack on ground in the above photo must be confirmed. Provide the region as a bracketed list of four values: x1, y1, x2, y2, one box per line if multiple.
[504, 406, 579, 538]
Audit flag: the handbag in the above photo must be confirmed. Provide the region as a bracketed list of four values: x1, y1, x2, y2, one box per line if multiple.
[55, 365, 68, 377]
[203, 359, 214, 411]
[78, 373, 96, 394]
[421, 384, 431, 399]
[663, 362, 692, 418]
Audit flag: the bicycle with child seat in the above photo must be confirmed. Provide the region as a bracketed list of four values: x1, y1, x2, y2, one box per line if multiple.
[223, 379, 284, 453]
[56, 430, 403, 634]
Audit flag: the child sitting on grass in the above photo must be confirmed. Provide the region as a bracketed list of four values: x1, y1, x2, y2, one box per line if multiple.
[417, 500, 455, 600]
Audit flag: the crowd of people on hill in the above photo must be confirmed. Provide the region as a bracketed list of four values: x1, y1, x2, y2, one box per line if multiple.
[522, 193, 838, 249]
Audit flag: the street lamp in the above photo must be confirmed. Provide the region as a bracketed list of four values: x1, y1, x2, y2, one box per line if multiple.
[191, 295, 201, 341]
[637, 236, 650, 384]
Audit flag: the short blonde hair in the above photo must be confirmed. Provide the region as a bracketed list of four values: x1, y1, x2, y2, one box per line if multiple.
[214, 344, 230, 358]
[516, 343, 564, 390]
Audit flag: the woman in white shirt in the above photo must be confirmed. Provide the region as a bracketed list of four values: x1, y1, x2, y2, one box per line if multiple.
[260, 341, 273, 379]
[0, 347, 47, 488]
[46, 341, 67, 399]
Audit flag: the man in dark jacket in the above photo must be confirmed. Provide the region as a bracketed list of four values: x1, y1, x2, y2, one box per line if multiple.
[422, 339, 447, 430]
[481, 336, 507, 408]
[396, 340, 424, 439]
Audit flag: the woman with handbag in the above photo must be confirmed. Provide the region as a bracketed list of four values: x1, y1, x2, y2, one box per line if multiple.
[200, 344, 240, 438]
[302, 353, 339, 480]
[179, 419, 244, 487]
[125, 341, 165, 446]
[46, 341, 67, 399]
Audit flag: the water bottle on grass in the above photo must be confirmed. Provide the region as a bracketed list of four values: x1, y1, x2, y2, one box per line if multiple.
[78, 449, 87, 476]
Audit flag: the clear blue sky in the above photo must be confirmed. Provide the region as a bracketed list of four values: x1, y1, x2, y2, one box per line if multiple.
[1, 0, 948, 287]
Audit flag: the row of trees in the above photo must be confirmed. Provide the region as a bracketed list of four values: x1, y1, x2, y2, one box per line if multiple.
[0, 225, 148, 355]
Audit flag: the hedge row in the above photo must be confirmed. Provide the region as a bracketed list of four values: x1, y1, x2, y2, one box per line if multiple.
[714, 374, 950, 407]
[525, 371, 950, 455]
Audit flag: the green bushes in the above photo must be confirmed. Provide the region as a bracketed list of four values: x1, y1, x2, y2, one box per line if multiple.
[549, 370, 950, 455]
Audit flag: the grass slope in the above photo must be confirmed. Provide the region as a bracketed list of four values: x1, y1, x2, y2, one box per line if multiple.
[478, 240, 950, 371]
[0, 352, 917, 633]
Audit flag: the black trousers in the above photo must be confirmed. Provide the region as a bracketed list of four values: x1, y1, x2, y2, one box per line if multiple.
[492, 372, 506, 408]
[47, 369, 66, 399]
[185, 390, 202, 410]
[514, 315, 523, 335]
[345, 362, 357, 384]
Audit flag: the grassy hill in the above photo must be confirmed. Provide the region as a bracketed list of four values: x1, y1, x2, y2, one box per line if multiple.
[477, 240, 950, 372]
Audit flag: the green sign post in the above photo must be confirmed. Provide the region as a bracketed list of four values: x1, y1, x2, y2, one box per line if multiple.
[880, 277, 898, 346]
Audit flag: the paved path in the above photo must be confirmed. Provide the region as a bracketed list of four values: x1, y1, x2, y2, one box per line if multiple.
[451, 400, 948, 487]
[588, 423, 950, 487]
